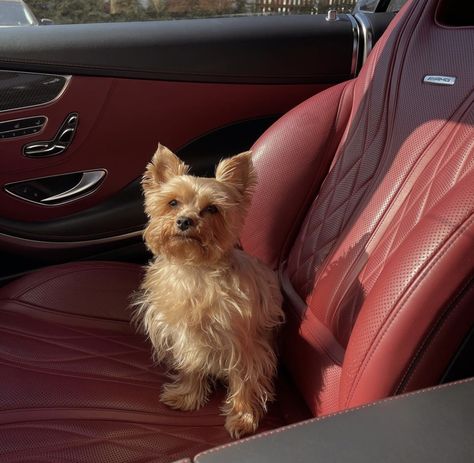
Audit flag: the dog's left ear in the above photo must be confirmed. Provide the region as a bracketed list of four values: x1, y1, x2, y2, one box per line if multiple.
[143, 144, 189, 189]
[215, 151, 256, 197]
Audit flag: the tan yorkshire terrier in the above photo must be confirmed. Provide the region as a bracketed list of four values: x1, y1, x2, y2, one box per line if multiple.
[134, 144, 284, 438]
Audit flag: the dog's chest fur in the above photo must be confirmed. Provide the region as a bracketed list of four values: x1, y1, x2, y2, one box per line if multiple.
[139, 250, 279, 377]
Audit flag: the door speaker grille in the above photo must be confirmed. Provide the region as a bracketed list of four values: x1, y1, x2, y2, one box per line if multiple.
[0, 70, 70, 112]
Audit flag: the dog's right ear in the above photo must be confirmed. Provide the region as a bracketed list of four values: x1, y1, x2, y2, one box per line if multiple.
[143, 144, 188, 188]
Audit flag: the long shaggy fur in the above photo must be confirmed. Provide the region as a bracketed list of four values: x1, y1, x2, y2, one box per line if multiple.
[133, 144, 284, 438]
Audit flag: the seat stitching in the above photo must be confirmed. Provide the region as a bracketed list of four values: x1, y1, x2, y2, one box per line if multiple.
[0, 298, 133, 326]
[0, 422, 222, 458]
[292, 15, 410, 304]
[358, 136, 450, 286]
[327, 96, 473, 341]
[360, 112, 473, 288]
[281, 81, 354, 271]
[8, 263, 140, 299]
[0, 357, 166, 389]
[0, 406, 227, 422]
[0, 324, 159, 382]
[293, 158, 365, 288]
[317, 0, 434, 323]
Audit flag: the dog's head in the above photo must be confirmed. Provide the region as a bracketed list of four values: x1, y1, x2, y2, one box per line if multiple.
[142, 144, 256, 264]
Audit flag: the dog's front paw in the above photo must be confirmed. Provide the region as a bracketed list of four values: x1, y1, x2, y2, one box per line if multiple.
[225, 411, 258, 439]
[160, 381, 207, 411]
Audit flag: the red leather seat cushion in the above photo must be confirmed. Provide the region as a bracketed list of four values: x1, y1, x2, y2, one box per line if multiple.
[0, 262, 309, 462]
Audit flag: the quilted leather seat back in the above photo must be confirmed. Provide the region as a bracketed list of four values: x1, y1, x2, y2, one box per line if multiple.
[242, 0, 474, 416]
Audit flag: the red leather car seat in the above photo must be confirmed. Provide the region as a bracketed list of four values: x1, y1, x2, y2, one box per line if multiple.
[0, 0, 472, 461]
[242, 0, 474, 415]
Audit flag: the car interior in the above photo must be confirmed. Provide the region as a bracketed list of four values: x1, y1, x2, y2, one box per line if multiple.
[0, 0, 472, 461]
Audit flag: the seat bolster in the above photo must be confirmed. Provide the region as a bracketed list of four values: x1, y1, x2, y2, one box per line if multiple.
[241, 79, 355, 269]
[340, 177, 474, 409]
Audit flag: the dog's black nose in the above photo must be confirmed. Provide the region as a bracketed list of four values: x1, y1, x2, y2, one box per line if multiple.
[176, 216, 194, 231]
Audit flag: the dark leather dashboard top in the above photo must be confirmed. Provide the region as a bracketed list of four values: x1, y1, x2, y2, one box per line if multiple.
[194, 379, 474, 463]
[0, 15, 355, 84]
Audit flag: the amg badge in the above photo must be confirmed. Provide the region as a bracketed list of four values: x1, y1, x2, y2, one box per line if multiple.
[423, 75, 456, 86]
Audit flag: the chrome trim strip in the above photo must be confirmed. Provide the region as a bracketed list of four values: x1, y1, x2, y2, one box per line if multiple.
[0, 70, 71, 113]
[354, 12, 373, 67]
[346, 14, 360, 77]
[4, 169, 108, 207]
[23, 142, 51, 152]
[0, 229, 143, 249]
[23, 143, 65, 157]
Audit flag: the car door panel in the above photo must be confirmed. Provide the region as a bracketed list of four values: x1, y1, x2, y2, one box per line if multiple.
[0, 75, 329, 222]
[0, 13, 388, 279]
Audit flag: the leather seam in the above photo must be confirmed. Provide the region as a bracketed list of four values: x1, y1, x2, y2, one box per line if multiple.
[0, 356, 162, 390]
[0, 407, 226, 425]
[0, 298, 133, 325]
[288, 79, 360, 283]
[356, 97, 474, 291]
[309, 14, 411, 326]
[345, 214, 474, 406]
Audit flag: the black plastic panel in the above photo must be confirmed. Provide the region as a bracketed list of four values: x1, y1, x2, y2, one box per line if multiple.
[0, 70, 68, 112]
[363, 12, 396, 43]
[436, 0, 474, 27]
[179, 116, 278, 176]
[442, 326, 474, 383]
[0, 15, 355, 84]
[0, 115, 45, 139]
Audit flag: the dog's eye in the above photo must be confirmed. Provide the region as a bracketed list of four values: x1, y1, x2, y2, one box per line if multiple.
[204, 205, 218, 214]
[168, 199, 179, 207]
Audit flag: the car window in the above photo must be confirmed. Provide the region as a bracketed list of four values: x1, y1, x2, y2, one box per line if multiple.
[387, 0, 408, 12]
[0, 1, 36, 25]
[24, 0, 359, 25]
[352, 0, 378, 13]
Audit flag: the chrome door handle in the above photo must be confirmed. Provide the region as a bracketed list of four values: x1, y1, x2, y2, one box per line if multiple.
[4, 170, 107, 205]
[41, 171, 106, 204]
